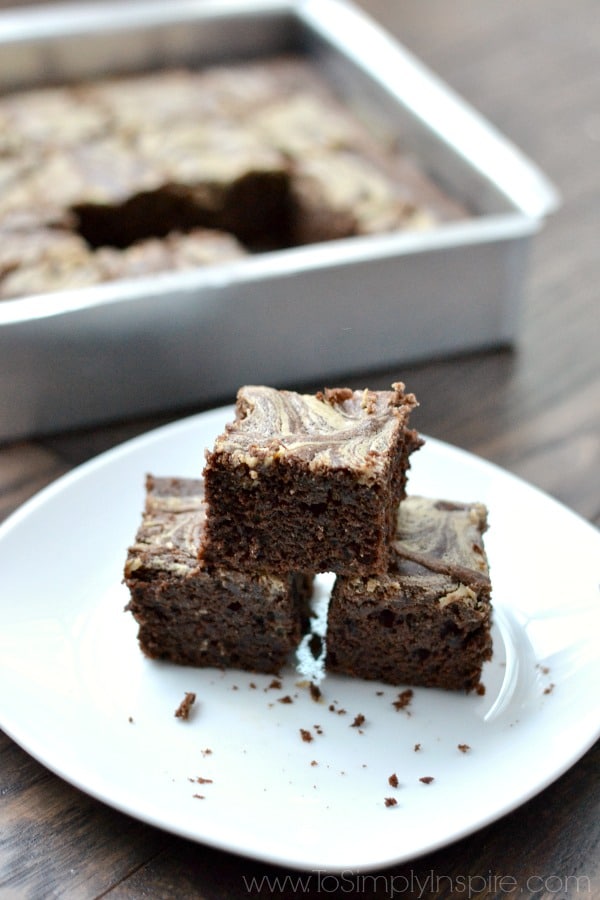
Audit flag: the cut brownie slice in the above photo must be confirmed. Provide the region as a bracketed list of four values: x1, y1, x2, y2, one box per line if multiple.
[0, 224, 103, 300]
[326, 497, 493, 691]
[95, 228, 245, 280]
[124, 476, 312, 674]
[290, 150, 421, 244]
[201, 383, 422, 576]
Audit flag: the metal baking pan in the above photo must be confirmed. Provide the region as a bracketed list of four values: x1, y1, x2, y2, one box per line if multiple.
[0, 0, 559, 442]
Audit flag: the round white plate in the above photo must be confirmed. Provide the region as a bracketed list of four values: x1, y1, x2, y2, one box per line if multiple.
[0, 407, 598, 872]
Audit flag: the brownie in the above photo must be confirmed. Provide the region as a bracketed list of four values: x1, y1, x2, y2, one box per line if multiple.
[253, 93, 372, 158]
[124, 476, 313, 674]
[0, 225, 103, 300]
[0, 83, 109, 152]
[201, 383, 422, 576]
[290, 150, 425, 245]
[0, 226, 244, 299]
[95, 228, 245, 281]
[167, 228, 246, 269]
[326, 496, 493, 691]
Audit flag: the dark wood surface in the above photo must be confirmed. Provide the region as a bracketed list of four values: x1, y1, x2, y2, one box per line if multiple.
[1, 0, 599, 897]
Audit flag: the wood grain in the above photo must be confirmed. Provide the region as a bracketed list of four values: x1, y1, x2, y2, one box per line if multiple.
[0, 0, 598, 897]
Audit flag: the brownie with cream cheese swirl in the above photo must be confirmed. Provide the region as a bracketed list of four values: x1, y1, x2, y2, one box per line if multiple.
[201, 383, 422, 575]
[326, 496, 493, 692]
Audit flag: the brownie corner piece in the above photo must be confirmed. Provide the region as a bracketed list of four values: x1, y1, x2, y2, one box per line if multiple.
[326, 496, 493, 691]
[201, 383, 422, 574]
[123, 474, 312, 674]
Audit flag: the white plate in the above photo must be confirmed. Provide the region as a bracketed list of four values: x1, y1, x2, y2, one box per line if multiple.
[1, 407, 599, 872]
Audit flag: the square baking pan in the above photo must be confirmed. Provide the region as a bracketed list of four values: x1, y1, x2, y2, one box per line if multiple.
[0, 0, 559, 442]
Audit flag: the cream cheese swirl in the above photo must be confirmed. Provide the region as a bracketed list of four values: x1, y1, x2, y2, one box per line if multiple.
[393, 496, 490, 588]
[125, 476, 205, 577]
[210, 383, 418, 478]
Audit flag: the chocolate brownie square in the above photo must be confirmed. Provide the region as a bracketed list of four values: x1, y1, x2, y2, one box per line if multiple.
[95, 228, 245, 280]
[201, 383, 422, 576]
[326, 496, 493, 691]
[289, 150, 420, 244]
[0, 224, 103, 300]
[124, 476, 312, 674]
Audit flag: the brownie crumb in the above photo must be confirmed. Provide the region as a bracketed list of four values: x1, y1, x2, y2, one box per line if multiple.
[350, 713, 365, 728]
[310, 682, 322, 702]
[543, 683, 555, 695]
[201, 748, 213, 757]
[419, 776, 435, 784]
[128, 716, 134, 724]
[194, 777, 213, 784]
[388, 773, 399, 788]
[192, 794, 205, 800]
[175, 691, 196, 720]
[413, 743, 422, 752]
[337, 708, 347, 716]
[308, 633, 323, 660]
[314, 724, 323, 735]
[384, 797, 398, 807]
[278, 695, 294, 704]
[310, 760, 318, 767]
[300, 728, 313, 743]
[475, 683, 486, 696]
[268, 679, 282, 691]
[392, 689, 413, 711]
[458, 743, 471, 753]
[249, 682, 257, 689]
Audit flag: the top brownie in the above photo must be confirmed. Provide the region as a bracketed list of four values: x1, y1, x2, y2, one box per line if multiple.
[201, 383, 422, 575]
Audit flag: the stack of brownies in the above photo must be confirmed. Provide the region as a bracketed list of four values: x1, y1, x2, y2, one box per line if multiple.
[124, 383, 493, 692]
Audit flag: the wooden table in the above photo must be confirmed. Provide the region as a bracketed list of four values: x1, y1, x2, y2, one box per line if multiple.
[1, 1, 598, 896]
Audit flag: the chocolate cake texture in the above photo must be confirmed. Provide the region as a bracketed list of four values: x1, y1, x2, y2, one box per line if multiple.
[201, 383, 422, 576]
